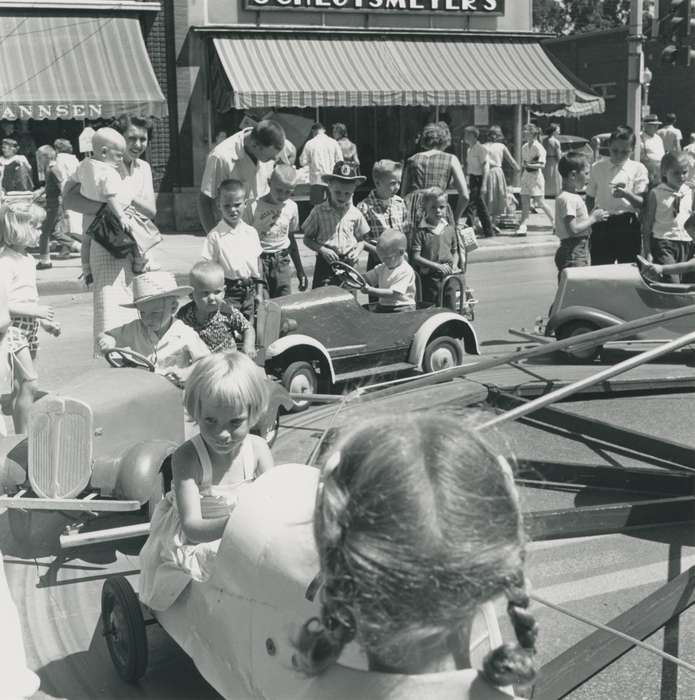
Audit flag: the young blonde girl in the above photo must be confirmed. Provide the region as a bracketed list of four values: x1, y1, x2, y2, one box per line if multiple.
[0, 201, 61, 433]
[518, 124, 554, 234]
[139, 351, 274, 611]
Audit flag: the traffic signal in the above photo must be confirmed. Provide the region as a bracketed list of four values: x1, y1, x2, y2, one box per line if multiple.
[661, 0, 695, 66]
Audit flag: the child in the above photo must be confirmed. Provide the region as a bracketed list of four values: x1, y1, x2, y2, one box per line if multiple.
[178, 261, 256, 357]
[357, 159, 409, 270]
[554, 152, 608, 280]
[641, 152, 695, 283]
[360, 229, 416, 312]
[201, 178, 265, 318]
[97, 270, 210, 386]
[517, 124, 554, 235]
[242, 164, 308, 297]
[410, 186, 460, 309]
[302, 161, 370, 288]
[78, 127, 158, 277]
[463, 126, 494, 238]
[0, 202, 61, 433]
[138, 351, 274, 611]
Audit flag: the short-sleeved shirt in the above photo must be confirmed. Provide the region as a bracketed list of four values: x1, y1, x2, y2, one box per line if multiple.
[76, 158, 128, 206]
[299, 133, 343, 185]
[200, 129, 274, 203]
[658, 125, 682, 155]
[411, 220, 457, 274]
[105, 318, 210, 375]
[201, 220, 263, 280]
[0, 248, 38, 306]
[641, 133, 665, 164]
[650, 183, 693, 241]
[554, 191, 590, 241]
[466, 142, 490, 177]
[356, 191, 409, 240]
[177, 301, 250, 352]
[586, 158, 648, 215]
[521, 142, 547, 169]
[364, 260, 416, 308]
[301, 201, 370, 255]
[242, 196, 299, 253]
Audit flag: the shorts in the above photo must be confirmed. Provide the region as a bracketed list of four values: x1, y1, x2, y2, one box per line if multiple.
[8, 316, 39, 355]
[520, 170, 545, 198]
[555, 237, 590, 279]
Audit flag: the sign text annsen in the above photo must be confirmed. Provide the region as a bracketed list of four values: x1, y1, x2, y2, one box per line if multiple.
[0, 104, 103, 120]
[245, 0, 503, 12]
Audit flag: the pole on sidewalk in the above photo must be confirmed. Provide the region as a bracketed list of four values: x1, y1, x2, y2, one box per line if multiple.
[627, 0, 644, 160]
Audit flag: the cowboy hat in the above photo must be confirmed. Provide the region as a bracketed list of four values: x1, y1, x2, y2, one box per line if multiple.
[321, 161, 367, 184]
[643, 114, 662, 125]
[121, 270, 192, 308]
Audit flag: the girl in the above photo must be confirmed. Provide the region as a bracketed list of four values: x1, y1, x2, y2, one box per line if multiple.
[484, 125, 520, 225]
[0, 201, 61, 433]
[139, 351, 274, 611]
[542, 123, 563, 198]
[518, 124, 554, 235]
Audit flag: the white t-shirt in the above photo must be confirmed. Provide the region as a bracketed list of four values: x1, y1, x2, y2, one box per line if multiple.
[201, 220, 263, 280]
[658, 125, 683, 154]
[242, 196, 299, 253]
[641, 133, 665, 164]
[554, 191, 590, 241]
[466, 142, 489, 177]
[650, 183, 693, 241]
[364, 260, 416, 308]
[0, 248, 38, 305]
[586, 158, 649, 215]
[299, 133, 343, 185]
[76, 158, 129, 206]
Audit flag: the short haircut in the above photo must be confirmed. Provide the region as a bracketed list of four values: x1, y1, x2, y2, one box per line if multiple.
[372, 159, 402, 181]
[217, 178, 245, 198]
[420, 122, 451, 150]
[524, 124, 541, 138]
[184, 351, 269, 427]
[558, 151, 589, 178]
[37, 144, 56, 161]
[608, 125, 636, 147]
[464, 125, 479, 138]
[664, 113, 677, 125]
[112, 113, 153, 135]
[251, 120, 285, 150]
[189, 260, 225, 287]
[2, 138, 17, 149]
[376, 229, 407, 252]
[332, 122, 347, 139]
[0, 201, 45, 248]
[421, 186, 447, 206]
[661, 152, 690, 174]
[53, 138, 73, 154]
[271, 163, 298, 186]
[92, 127, 126, 153]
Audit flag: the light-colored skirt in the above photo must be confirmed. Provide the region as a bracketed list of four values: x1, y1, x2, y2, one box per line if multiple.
[544, 158, 562, 197]
[521, 170, 545, 198]
[485, 167, 507, 219]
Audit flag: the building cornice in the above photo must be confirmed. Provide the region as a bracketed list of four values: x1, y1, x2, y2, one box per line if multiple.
[0, 1, 160, 11]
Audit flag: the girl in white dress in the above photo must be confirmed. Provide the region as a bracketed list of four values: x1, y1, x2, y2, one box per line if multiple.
[518, 124, 554, 235]
[139, 351, 274, 611]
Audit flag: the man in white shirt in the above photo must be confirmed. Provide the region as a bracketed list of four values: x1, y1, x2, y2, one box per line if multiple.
[641, 114, 665, 186]
[299, 123, 343, 205]
[658, 113, 683, 155]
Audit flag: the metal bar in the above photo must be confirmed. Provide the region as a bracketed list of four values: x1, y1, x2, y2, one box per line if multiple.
[480, 329, 695, 431]
[289, 392, 344, 403]
[508, 328, 555, 344]
[508, 362, 552, 383]
[532, 566, 695, 700]
[60, 522, 150, 548]
[0, 497, 141, 512]
[511, 375, 695, 399]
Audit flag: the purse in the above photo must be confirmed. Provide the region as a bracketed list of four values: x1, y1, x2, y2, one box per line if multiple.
[85, 205, 136, 259]
[457, 224, 478, 253]
[127, 208, 162, 254]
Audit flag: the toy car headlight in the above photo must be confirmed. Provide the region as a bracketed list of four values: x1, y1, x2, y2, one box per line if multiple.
[280, 318, 298, 335]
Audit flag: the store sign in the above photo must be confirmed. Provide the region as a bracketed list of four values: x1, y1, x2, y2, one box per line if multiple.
[245, 0, 503, 13]
[0, 103, 103, 120]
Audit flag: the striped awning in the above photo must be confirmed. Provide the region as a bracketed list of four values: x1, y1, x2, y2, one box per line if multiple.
[212, 35, 578, 109]
[531, 90, 607, 119]
[0, 15, 167, 120]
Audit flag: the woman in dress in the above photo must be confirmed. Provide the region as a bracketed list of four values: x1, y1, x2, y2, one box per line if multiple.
[331, 123, 359, 168]
[401, 121, 469, 234]
[542, 123, 563, 198]
[63, 113, 156, 355]
[484, 125, 520, 224]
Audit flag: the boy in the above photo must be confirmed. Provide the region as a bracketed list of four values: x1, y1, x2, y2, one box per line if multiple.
[463, 126, 494, 238]
[357, 160, 409, 270]
[242, 164, 307, 297]
[97, 271, 210, 386]
[360, 229, 416, 313]
[178, 261, 256, 357]
[302, 161, 370, 288]
[410, 187, 459, 309]
[201, 178, 265, 319]
[554, 152, 608, 280]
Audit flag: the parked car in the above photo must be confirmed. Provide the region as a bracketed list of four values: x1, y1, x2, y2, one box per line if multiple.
[557, 134, 595, 163]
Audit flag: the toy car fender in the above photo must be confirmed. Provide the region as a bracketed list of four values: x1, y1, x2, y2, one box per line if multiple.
[546, 306, 624, 336]
[265, 334, 336, 383]
[408, 314, 480, 370]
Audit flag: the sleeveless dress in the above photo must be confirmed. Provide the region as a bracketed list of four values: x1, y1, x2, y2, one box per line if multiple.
[483, 143, 508, 219]
[543, 136, 562, 197]
[139, 433, 257, 612]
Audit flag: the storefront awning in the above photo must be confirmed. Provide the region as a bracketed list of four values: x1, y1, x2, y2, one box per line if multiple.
[212, 34, 578, 109]
[531, 89, 606, 119]
[0, 15, 167, 120]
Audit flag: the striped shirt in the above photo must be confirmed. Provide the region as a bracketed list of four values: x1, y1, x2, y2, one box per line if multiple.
[301, 201, 370, 255]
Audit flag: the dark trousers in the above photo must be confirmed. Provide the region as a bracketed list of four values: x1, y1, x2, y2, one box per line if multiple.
[651, 238, 695, 283]
[590, 213, 641, 265]
[466, 174, 493, 237]
[312, 253, 354, 289]
[39, 205, 74, 257]
[421, 273, 456, 310]
[224, 278, 256, 319]
[261, 250, 292, 297]
[375, 304, 415, 313]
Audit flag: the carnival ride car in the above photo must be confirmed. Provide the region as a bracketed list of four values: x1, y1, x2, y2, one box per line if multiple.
[0, 349, 291, 548]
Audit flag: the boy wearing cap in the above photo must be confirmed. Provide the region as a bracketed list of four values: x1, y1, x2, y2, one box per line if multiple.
[97, 270, 210, 386]
[302, 161, 370, 288]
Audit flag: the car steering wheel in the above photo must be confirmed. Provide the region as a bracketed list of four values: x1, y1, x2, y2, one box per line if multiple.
[329, 260, 367, 290]
[104, 347, 156, 372]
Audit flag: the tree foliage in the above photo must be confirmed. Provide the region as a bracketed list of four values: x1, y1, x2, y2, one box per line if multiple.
[533, 0, 634, 35]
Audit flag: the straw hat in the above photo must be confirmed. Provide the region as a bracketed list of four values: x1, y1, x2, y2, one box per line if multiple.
[643, 114, 662, 125]
[121, 271, 192, 308]
[321, 161, 366, 185]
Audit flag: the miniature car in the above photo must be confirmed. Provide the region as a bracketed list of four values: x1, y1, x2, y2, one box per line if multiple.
[0, 349, 291, 547]
[545, 262, 695, 360]
[255, 262, 479, 407]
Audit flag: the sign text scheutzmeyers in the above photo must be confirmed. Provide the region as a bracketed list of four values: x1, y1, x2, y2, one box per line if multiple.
[245, 0, 504, 13]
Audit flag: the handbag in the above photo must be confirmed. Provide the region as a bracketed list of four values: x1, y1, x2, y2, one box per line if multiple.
[456, 224, 478, 253]
[127, 207, 162, 254]
[85, 204, 136, 259]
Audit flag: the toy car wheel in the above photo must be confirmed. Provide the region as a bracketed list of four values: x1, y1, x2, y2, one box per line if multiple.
[282, 361, 318, 412]
[557, 321, 601, 362]
[101, 576, 148, 683]
[423, 336, 464, 373]
[8, 509, 32, 548]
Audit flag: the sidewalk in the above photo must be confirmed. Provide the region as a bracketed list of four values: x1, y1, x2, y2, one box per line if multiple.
[36, 213, 556, 296]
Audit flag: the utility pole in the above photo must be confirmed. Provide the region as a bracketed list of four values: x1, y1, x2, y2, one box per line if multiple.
[627, 0, 644, 160]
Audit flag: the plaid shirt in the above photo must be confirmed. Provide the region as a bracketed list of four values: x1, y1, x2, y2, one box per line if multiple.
[301, 201, 370, 255]
[403, 151, 455, 192]
[357, 191, 409, 241]
[177, 301, 250, 352]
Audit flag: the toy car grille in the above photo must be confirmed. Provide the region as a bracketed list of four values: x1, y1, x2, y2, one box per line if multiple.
[28, 396, 93, 499]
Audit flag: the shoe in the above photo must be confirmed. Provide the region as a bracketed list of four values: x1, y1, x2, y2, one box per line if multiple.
[515, 224, 527, 236]
[36, 260, 53, 270]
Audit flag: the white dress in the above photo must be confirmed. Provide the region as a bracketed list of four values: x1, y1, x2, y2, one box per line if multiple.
[139, 433, 257, 612]
[520, 142, 547, 198]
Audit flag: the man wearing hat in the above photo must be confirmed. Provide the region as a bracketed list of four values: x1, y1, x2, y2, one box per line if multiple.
[96, 271, 210, 385]
[302, 161, 370, 289]
[641, 114, 665, 186]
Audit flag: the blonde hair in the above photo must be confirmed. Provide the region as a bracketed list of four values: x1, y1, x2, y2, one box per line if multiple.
[189, 260, 224, 288]
[0, 201, 45, 248]
[184, 351, 269, 426]
[376, 228, 407, 253]
[372, 159, 402, 182]
[271, 163, 298, 187]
